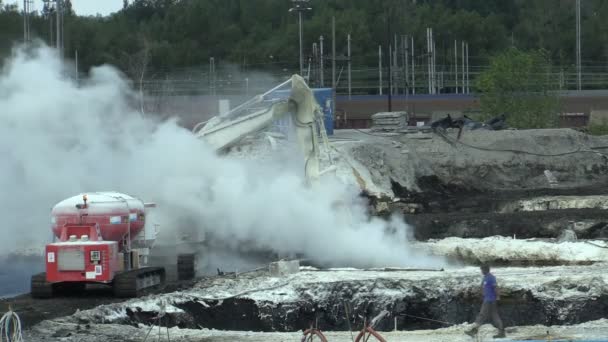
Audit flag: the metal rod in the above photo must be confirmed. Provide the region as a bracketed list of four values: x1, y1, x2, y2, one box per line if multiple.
[431, 28, 437, 94]
[403, 35, 408, 95]
[56, 0, 61, 50]
[465, 42, 469, 94]
[461, 40, 465, 94]
[378, 45, 383, 95]
[454, 40, 458, 94]
[331, 15, 336, 117]
[209, 57, 216, 95]
[347, 33, 351, 99]
[320, 35, 324, 87]
[23, 0, 27, 43]
[576, 0, 581, 91]
[75, 50, 78, 81]
[332, 16, 336, 93]
[411, 36, 415, 95]
[387, 12, 392, 111]
[299, 11, 303, 76]
[427, 28, 431, 94]
[389, 44, 393, 95]
[393, 33, 398, 95]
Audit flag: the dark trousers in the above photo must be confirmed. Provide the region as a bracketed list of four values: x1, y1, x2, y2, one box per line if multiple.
[473, 301, 503, 330]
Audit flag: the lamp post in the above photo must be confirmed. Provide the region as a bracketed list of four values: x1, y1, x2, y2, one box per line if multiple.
[289, 0, 312, 77]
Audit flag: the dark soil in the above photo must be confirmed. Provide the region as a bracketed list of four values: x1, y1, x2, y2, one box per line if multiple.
[111, 283, 608, 332]
[0, 277, 197, 330]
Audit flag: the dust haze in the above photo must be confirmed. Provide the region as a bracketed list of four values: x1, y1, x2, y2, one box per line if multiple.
[0, 43, 444, 270]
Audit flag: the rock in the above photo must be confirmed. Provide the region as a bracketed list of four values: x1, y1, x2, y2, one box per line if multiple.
[558, 229, 577, 242]
[52, 329, 72, 338]
[375, 201, 390, 214]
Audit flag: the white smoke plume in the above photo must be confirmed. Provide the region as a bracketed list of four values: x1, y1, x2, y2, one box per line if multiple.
[0, 44, 444, 271]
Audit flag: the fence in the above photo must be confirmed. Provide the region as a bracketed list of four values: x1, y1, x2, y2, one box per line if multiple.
[138, 64, 608, 98]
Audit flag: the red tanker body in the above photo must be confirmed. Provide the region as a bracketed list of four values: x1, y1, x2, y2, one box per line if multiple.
[31, 192, 165, 298]
[51, 192, 147, 249]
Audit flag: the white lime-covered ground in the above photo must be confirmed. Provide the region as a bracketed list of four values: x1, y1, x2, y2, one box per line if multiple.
[419, 237, 608, 264]
[25, 317, 608, 341]
[55, 264, 608, 326]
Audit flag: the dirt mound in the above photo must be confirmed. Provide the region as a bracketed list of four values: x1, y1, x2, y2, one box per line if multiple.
[338, 128, 608, 196]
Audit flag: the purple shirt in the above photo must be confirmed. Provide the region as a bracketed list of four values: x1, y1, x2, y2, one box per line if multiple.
[482, 273, 497, 302]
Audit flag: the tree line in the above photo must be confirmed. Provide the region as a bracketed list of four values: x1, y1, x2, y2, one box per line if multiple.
[1, 0, 607, 77]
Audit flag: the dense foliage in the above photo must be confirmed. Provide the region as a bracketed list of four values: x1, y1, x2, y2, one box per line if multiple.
[476, 48, 560, 128]
[2, 0, 608, 77]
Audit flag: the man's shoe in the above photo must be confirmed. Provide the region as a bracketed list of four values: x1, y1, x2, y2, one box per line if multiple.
[465, 328, 478, 337]
[493, 329, 506, 338]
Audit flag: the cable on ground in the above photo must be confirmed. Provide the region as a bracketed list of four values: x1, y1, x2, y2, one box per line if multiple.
[0, 306, 24, 342]
[584, 241, 608, 249]
[397, 313, 455, 326]
[435, 129, 608, 158]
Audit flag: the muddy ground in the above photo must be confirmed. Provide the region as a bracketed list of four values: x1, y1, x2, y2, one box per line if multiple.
[0, 277, 198, 330]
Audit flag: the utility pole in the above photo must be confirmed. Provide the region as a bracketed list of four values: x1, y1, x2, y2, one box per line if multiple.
[347, 33, 351, 99]
[23, 0, 32, 43]
[403, 35, 409, 95]
[465, 42, 469, 94]
[378, 45, 383, 95]
[312, 42, 318, 85]
[431, 35, 438, 94]
[387, 11, 392, 111]
[319, 36, 324, 87]
[461, 41, 465, 94]
[393, 34, 398, 95]
[332, 16, 336, 93]
[209, 57, 216, 95]
[332, 16, 336, 120]
[411, 36, 415, 94]
[75, 50, 79, 81]
[576, 0, 581, 91]
[427, 28, 435, 94]
[454, 40, 458, 94]
[289, 0, 311, 77]
[49, 9, 54, 44]
[389, 45, 393, 95]
[56, 0, 61, 54]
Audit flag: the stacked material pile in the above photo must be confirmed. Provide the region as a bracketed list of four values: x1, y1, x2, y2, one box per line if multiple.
[371, 111, 408, 132]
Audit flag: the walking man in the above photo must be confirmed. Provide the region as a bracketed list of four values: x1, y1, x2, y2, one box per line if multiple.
[465, 264, 506, 338]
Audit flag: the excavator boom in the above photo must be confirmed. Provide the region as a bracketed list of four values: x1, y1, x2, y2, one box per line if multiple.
[193, 75, 331, 183]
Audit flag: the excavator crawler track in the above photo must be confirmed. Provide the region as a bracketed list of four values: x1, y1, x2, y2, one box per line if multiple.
[31, 273, 53, 299]
[113, 267, 166, 298]
[177, 253, 196, 281]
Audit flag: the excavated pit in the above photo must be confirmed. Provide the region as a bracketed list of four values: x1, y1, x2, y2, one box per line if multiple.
[387, 178, 608, 241]
[65, 265, 608, 333]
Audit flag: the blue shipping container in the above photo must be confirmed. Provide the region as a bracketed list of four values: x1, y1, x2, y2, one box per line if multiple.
[265, 87, 334, 136]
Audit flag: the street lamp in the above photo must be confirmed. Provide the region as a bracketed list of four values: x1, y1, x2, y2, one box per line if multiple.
[289, 0, 312, 77]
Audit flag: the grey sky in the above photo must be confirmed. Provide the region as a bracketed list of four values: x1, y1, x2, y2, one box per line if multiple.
[16, 0, 124, 16]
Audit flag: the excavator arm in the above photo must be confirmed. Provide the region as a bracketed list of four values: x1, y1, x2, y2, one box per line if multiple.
[192, 75, 331, 184]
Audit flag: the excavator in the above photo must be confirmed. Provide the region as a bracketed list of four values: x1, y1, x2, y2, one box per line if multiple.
[176, 74, 338, 279]
[193, 74, 332, 184]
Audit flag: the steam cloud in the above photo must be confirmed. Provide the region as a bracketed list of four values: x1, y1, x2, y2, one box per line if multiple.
[0, 44, 444, 271]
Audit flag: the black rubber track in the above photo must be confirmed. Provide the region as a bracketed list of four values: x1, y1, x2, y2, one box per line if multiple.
[30, 273, 53, 299]
[113, 267, 166, 298]
[177, 253, 195, 281]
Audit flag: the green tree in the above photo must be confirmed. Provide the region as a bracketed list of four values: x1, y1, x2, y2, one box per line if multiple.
[476, 48, 559, 129]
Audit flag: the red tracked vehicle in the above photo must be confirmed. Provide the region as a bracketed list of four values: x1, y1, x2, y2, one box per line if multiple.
[31, 192, 165, 298]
